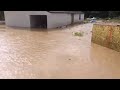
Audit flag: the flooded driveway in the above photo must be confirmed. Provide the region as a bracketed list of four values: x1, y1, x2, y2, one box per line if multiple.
[0, 23, 120, 79]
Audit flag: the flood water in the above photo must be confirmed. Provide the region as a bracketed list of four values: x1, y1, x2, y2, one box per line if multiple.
[0, 23, 120, 79]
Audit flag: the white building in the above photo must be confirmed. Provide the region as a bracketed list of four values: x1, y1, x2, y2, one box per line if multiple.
[4, 11, 84, 29]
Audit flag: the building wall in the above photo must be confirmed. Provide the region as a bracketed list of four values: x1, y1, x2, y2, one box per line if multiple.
[4, 11, 30, 27]
[4, 11, 84, 29]
[47, 13, 84, 28]
[74, 14, 80, 23]
[4, 11, 50, 28]
[81, 14, 84, 21]
[47, 13, 71, 28]
[74, 14, 84, 22]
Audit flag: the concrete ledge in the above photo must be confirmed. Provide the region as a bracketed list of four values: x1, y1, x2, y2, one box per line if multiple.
[92, 24, 120, 52]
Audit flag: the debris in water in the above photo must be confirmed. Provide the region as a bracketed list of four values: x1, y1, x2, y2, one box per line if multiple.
[62, 26, 67, 28]
[73, 31, 84, 37]
[69, 59, 71, 60]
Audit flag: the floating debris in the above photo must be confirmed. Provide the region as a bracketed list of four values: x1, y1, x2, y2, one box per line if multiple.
[73, 31, 84, 37]
[68, 59, 71, 60]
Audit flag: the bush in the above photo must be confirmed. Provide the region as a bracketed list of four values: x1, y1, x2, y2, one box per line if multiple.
[73, 32, 84, 37]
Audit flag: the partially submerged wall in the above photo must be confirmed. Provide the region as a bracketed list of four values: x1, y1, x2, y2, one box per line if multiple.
[81, 14, 84, 21]
[47, 13, 71, 28]
[47, 13, 83, 28]
[4, 11, 84, 29]
[92, 24, 120, 52]
[4, 11, 50, 28]
[4, 11, 30, 27]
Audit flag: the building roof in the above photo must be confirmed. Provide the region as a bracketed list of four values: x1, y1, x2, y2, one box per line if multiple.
[48, 11, 84, 14]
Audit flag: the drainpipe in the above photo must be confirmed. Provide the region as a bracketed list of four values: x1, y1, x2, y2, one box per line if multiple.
[71, 13, 74, 24]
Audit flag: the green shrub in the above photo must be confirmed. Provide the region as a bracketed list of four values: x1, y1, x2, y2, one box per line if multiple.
[74, 32, 84, 37]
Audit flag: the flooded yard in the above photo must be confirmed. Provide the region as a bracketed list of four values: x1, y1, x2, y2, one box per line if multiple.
[0, 23, 120, 79]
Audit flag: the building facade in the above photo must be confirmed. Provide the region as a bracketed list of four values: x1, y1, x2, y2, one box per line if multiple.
[4, 11, 84, 29]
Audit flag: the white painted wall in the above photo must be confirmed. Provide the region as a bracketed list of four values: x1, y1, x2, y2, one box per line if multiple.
[81, 14, 84, 21]
[4, 11, 30, 27]
[4, 11, 50, 28]
[4, 11, 84, 29]
[47, 13, 71, 28]
[74, 14, 80, 23]
[47, 13, 84, 28]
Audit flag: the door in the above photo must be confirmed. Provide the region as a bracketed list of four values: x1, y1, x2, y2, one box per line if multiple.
[30, 15, 47, 28]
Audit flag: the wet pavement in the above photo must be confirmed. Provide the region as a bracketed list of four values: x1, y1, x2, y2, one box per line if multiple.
[0, 23, 120, 79]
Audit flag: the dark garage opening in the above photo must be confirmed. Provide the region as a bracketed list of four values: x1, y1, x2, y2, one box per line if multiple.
[30, 15, 47, 28]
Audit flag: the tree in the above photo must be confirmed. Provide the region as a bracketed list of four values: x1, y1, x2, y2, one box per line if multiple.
[82, 11, 109, 18]
[0, 11, 5, 20]
[108, 11, 120, 18]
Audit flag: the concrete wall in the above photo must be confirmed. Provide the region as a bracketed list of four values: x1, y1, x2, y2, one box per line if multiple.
[47, 13, 71, 28]
[4, 11, 30, 27]
[74, 14, 80, 23]
[81, 14, 84, 21]
[47, 13, 84, 28]
[4, 11, 84, 29]
[4, 11, 50, 28]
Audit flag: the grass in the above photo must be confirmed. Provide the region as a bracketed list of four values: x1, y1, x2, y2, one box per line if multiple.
[108, 19, 120, 23]
[100, 17, 120, 23]
[73, 31, 84, 37]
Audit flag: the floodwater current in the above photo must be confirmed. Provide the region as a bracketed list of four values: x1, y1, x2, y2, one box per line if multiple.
[0, 23, 120, 79]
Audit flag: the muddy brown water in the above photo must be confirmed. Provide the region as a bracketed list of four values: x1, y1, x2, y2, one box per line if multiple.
[0, 23, 120, 79]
